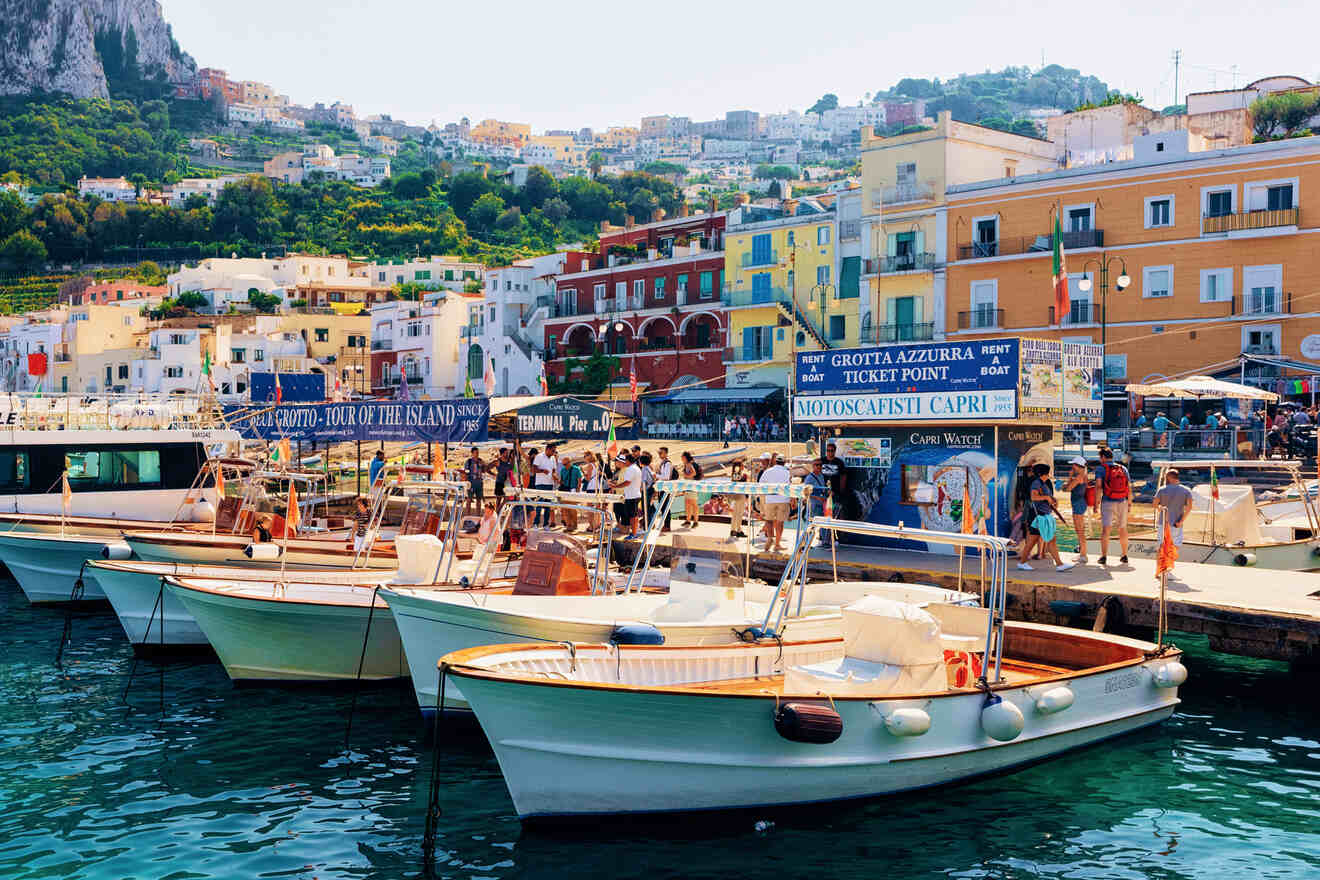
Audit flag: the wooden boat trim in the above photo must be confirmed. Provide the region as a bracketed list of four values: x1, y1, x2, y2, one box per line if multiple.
[166, 576, 518, 607]
[442, 626, 1179, 702]
[125, 531, 399, 558]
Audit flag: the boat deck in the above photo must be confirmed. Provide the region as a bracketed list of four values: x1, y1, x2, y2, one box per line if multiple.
[614, 522, 1320, 667]
[681, 659, 1065, 696]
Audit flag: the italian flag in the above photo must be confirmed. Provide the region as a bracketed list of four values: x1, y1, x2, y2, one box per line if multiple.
[1052, 213, 1068, 325]
[1210, 467, 1219, 500]
[604, 422, 618, 458]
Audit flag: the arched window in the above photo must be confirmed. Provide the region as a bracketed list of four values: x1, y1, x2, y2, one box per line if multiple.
[467, 343, 485, 380]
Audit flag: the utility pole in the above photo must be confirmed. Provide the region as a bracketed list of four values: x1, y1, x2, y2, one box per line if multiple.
[1173, 49, 1182, 107]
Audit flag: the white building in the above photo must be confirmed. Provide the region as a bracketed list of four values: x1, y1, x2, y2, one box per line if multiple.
[263, 146, 390, 187]
[363, 257, 483, 291]
[1, 311, 65, 391]
[165, 174, 248, 207]
[369, 292, 470, 397]
[820, 105, 887, 142]
[459, 251, 572, 396]
[77, 176, 137, 202]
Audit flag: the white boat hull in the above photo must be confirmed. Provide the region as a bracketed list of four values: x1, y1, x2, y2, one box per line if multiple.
[166, 580, 407, 682]
[382, 589, 841, 715]
[451, 636, 1182, 819]
[0, 532, 118, 603]
[1090, 536, 1320, 569]
[125, 532, 395, 569]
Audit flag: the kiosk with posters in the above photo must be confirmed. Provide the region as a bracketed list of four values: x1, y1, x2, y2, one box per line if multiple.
[794, 338, 1102, 553]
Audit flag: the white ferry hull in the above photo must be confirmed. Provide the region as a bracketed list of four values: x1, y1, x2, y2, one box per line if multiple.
[166, 580, 406, 682]
[452, 640, 1181, 820]
[0, 532, 117, 603]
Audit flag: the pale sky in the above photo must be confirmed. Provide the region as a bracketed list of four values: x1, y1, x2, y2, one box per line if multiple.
[162, 0, 1320, 132]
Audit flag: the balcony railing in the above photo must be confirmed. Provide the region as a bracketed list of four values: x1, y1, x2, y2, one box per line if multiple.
[861, 322, 936, 344]
[1243, 343, 1279, 355]
[881, 180, 936, 204]
[839, 220, 861, 241]
[740, 249, 779, 268]
[879, 252, 939, 274]
[721, 286, 790, 308]
[1049, 302, 1094, 325]
[1203, 207, 1299, 234]
[54, 352, 73, 363]
[1232, 290, 1292, 316]
[957, 308, 1003, 330]
[370, 338, 392, 351]
[957, 228, 1104, 260]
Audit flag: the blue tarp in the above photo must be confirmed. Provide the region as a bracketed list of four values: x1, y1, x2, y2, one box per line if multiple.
[249, 372, 325, 403]
[223, 399, 489, 445]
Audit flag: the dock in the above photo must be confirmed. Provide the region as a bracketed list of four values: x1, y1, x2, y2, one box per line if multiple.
[612, 523, 1320, 668]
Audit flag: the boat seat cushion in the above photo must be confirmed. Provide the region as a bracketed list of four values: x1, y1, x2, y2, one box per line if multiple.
[785, 656, 946, 697]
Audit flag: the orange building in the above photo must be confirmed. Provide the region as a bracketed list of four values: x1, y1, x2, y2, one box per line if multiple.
[944, 131, 1320, 390]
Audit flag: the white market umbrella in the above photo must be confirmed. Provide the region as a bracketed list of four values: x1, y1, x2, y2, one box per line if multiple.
[1124, 376, 1279, 402]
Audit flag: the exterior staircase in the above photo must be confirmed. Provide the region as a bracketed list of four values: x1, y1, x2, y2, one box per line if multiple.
[776, 301, 830, 350]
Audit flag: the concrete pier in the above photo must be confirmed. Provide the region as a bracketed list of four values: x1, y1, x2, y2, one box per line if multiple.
[613, 524, 1320, 666]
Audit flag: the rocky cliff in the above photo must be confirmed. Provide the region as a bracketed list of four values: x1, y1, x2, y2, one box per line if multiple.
[0, 0, 196, 98]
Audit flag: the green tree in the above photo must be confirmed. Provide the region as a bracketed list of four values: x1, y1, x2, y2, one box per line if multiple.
[175, 290, 208, 310]
[588, 151, 603, 179]
[641, 161, 686, 177]
[468, 191, 504, 232]
[542, 196, 571, 222]
[247, 288, 282, 312]
[754, 164, 797, 180]
[807, 93, 839, 115]
[520, 165, 557, 210]
[391, 172, 431, 199]
[128, 173, 148, 197]
[495, 205, 522, 231]
[0, 188, 27, 240]
[0, 230, 47, 270]
[214, 176, 280, 241]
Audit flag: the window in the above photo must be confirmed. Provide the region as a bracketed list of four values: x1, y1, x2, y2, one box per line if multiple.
[1067, 274, 1092, 324]
[973, 216, 998, 257]
[117, 364, 128, 379]
[415, 270, 431, 281]
[1145, 195, 1174, 228]
[1203, 187, 1234, 218]
[1199, 268, 1232, 303]
[1243, 265, 1283, 314]
[255, 348, 266, 362]
[1066, 205, 1092, 232]
[105, 366, 112, 385]
[817, 226, 831, 246]
[489, 305, 496, 322]
[786, 230, 795, 247]
[741, 326, 774, 360]
[169, 333, 188, 345]
[750, 233, 773, 266]
[1143, 266, 1173, 299]
[446, 270, 455, 281]
[66, 449, 162, 489]
[1267, 184, 1294, 211]
[654, 276, 666, 298]
[829, 315, 846, 341]
[896, 162, 916, 185]
[699, 271, 714, 299]
[969, 280, 998, 328]
[231, 348, 246, 363]
[165, 366, 183, 378]
[0, 451, 30, 492]
[816, 265, 831, 286]
[677, 273, 688, 297]
[615, 281, 626, 300]
[314, 328, 329, 343]
[116, 290, 124, 300]
[1244, 326, 1280, 356]
[633, 279, 644, 299]
[377, 271, 386, 282]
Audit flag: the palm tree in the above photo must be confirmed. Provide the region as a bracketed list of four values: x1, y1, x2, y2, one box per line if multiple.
[588, 151, 603, 180]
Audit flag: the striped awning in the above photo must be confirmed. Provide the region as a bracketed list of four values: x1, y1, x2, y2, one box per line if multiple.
[654, 478, 812, 498]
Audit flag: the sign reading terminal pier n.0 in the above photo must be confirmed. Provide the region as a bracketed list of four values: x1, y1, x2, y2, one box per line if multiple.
[794, 340, 1020, 423]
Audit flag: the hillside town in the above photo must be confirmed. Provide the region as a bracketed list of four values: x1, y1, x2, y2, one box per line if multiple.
[6, 73, 1320, 433]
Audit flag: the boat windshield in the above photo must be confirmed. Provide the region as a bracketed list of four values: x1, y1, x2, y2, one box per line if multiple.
[668, 535, 743, 589]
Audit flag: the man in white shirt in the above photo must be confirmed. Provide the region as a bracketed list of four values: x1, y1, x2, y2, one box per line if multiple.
[611, 453, 644, 538]
[532, 443, 558, 526]
[654, 447, 675, 532]
[758, 454, 792, 552]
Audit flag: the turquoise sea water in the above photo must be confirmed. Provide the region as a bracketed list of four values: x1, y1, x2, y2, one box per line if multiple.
[1, 577, 1318, 880]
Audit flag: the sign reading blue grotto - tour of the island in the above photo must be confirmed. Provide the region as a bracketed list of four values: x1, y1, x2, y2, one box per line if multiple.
[224, 399, 490, 445]
[794, 340, 1020, 423]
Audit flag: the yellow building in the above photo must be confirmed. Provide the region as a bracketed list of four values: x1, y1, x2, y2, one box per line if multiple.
[54, 302, 152, 393]
[859, 110, 1058, 346]
[722, 198, 858, 388]
[276, 311, 371, 390]
[470, 119, 531, 148]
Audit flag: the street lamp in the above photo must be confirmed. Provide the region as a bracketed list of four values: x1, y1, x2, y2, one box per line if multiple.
[1076, 254, 1131, 349]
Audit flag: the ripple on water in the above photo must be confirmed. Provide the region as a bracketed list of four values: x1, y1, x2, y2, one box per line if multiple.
[0, 583, 1317, 879]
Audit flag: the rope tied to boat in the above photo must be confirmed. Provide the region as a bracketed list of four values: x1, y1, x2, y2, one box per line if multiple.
[54, 559, 91, 668]
[421, 667, 448, 872]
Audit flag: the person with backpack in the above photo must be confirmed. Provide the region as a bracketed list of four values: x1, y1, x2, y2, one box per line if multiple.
[1093, 447, 1131, 565]
[679, 450, 703, 528]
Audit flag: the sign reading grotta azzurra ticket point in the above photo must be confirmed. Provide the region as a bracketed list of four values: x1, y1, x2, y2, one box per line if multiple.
[794, 339, 1021, 423]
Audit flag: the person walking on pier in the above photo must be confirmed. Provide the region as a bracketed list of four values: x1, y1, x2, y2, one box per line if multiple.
[1063, 456, 1091, 564]
[1154, 468, 1195, 550]
[1094, 447, 1131, 565]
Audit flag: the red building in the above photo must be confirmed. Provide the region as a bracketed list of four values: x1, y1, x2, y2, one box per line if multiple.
[543, 213, 728, 396]
[61, 280, 167, 306]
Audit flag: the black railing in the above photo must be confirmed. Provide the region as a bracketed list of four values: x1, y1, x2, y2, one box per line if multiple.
[1231, 291, 1292, 316]
[1203, 207, 1299, 234]
[957, 228, 1103, 260]
[957, 308, 1003, 330]
[873, 322, 935, 343]
[880, 252, 939, 273]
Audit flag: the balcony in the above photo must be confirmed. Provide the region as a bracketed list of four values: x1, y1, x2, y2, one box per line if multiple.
[957, 308, 1003, 331]
[1203, 207, 1299, 234]
[1233, 290, 1292, 316]
[721, 286, 790, 308]
[54, 352, 73, 363]
[1049, 302, 1095, 326]
[459, 325, 483, 339]
[839, 220, 861, 241]
[880, 180, 937, 205]
[740, 249, 779, 269]
[370, 338, 393, 351]
[956, 228, 1104, 261]
[1243, 342, 1279, 355]
[865, 322, 935, 344]
[879, 252, 939, 274]
[727, 345, 775, 363]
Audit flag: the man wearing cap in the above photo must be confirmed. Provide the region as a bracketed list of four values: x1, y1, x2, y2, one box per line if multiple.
[610, 452, 643, 539]
[1062, 456, 1091, 564]
[1154, 468, 1194, 549]
[758, 454, 792, 553]
[1093, 447, 1130, 565]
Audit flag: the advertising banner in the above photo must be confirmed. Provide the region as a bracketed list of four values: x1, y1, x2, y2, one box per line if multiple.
[510, 396, 614, 438]
[793, 389, 1017, 423]
[249, 372, 326, 404]
[796, 339, 1020, 397]
[1018, 338, 1103, 424]
[223, 399, 489, 445]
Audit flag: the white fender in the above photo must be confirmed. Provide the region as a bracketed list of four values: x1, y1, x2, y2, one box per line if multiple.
[1034, 685, 1075, 715]
[1153, 661, 1188, 689]
[244, 542, 282, 560]
[981, 695, 1025, 741]
[1232, 552, 1257, 566]
[100, 541, 132, 560]
[881, 707, 932, 737]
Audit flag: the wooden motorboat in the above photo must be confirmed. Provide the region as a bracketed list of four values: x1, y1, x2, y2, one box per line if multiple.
[440, 518, 1186, 821]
